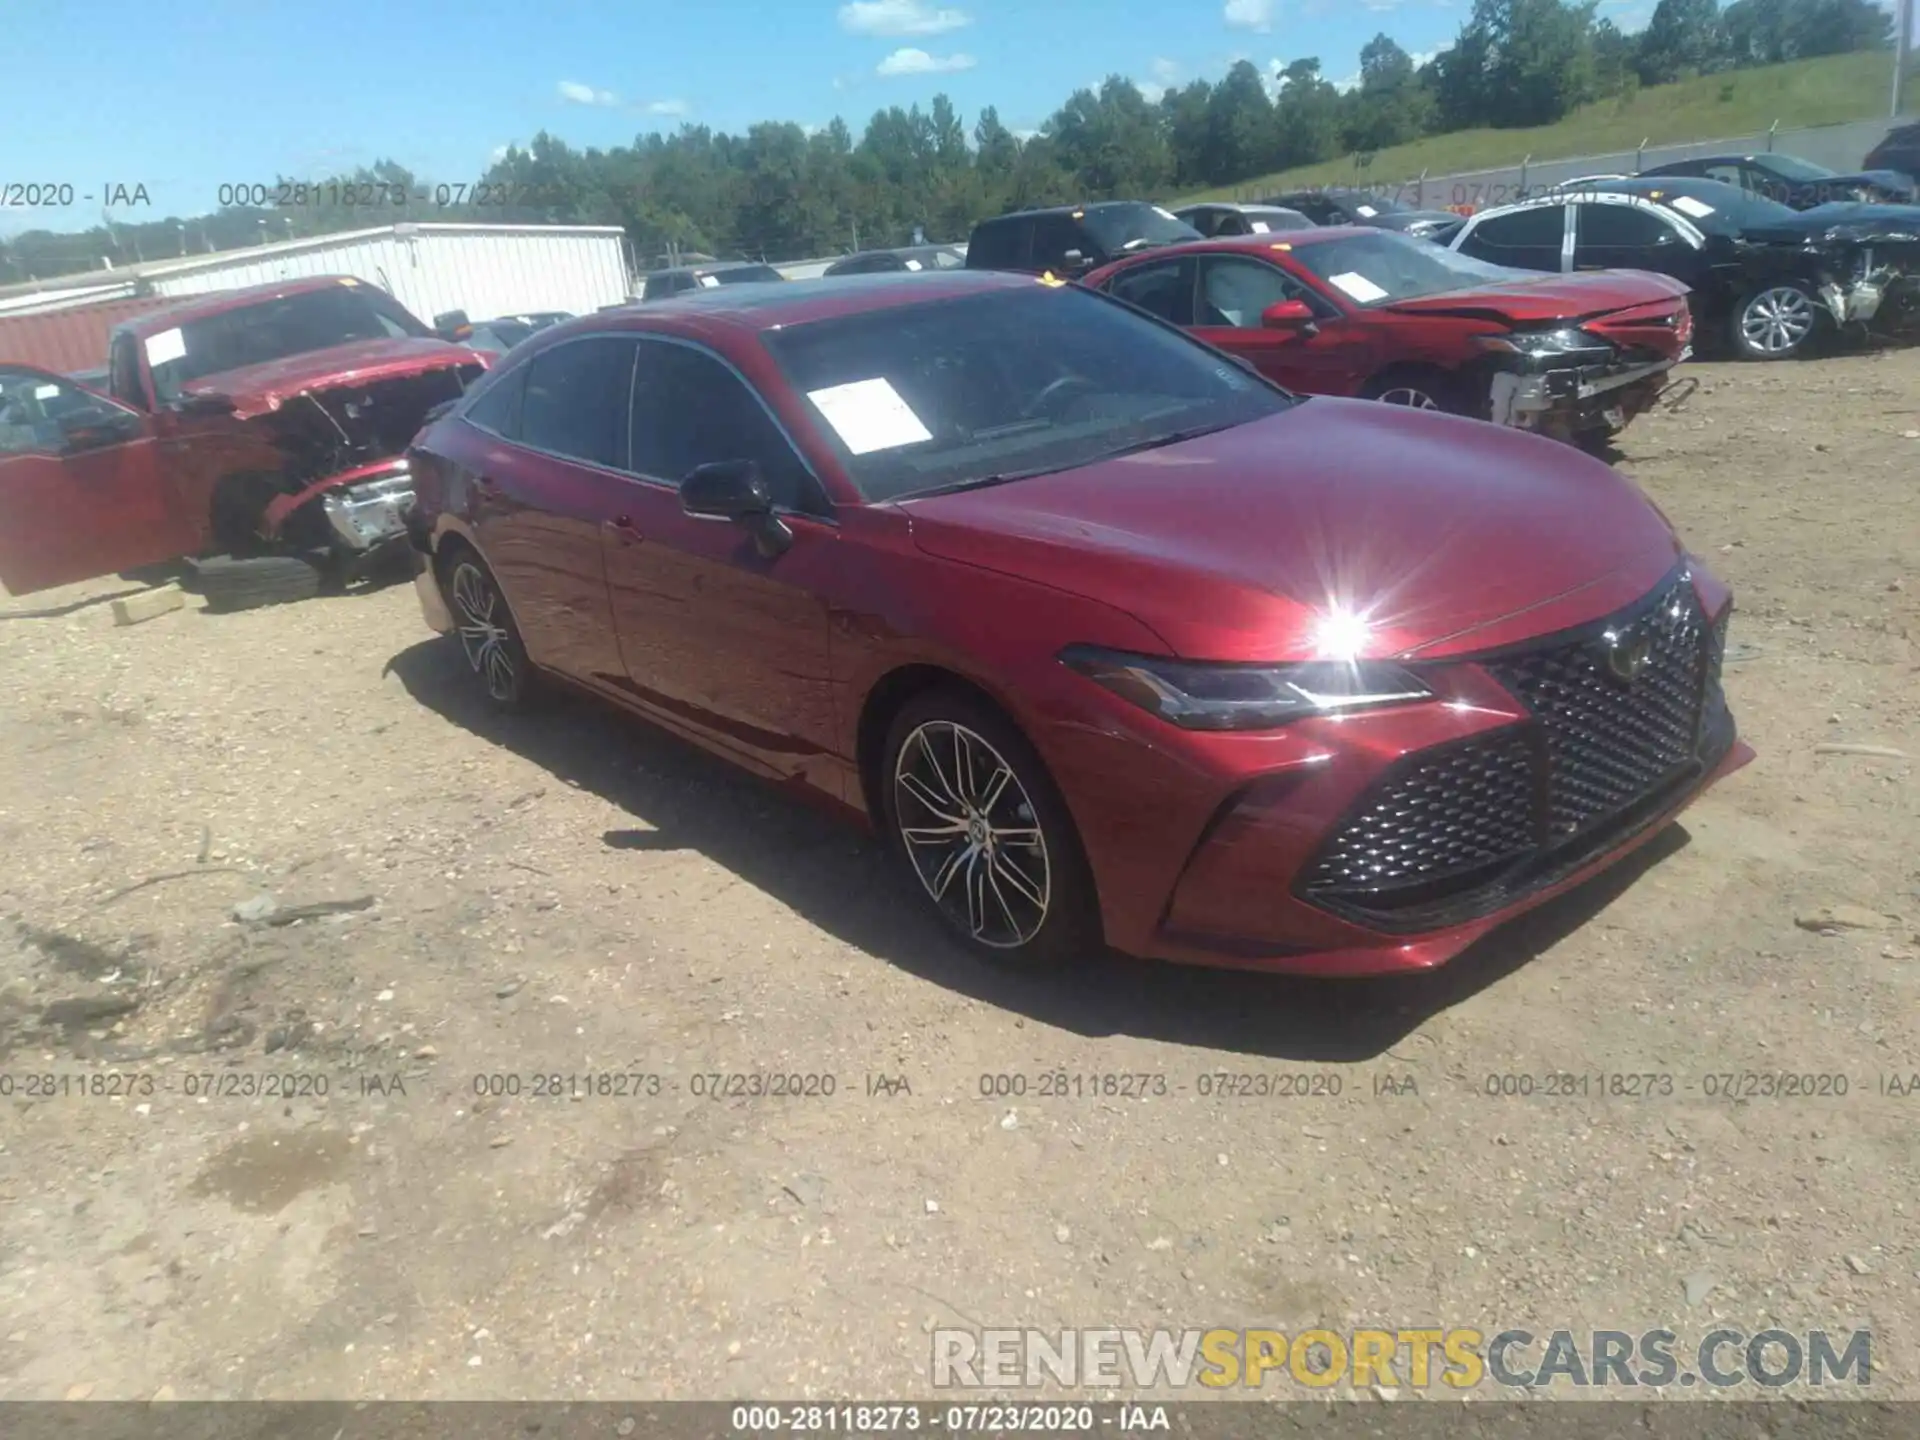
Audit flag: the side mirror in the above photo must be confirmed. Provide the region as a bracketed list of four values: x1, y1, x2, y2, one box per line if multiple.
[432, 309, 471, 340]
[1061, 249, 1085, 265]
[680, 459, 793, 557]
[1261, 299, 1317, 329]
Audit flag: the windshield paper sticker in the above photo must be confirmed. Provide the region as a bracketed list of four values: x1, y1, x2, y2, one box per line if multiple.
[807, 378, 933, 455]
[144, 328, 187, 366]
[1250, 220, 1271, 233]
[1355, 204, 1378, 218]
[697, 274, 721, 288]
[1668, 195, 1715, 218]
[1326, 271, 1390, 303]
[904, 258, 923, 270]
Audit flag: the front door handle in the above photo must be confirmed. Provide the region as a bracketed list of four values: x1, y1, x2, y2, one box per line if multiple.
[604, 515, 643, 542]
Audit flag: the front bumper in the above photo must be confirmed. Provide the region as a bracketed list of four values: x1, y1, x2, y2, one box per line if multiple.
[1050, 561, 1748, 977]
[1487, 353, 1682, 437]
[322, 461, 416, 553]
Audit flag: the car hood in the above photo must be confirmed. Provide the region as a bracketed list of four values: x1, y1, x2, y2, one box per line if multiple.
[1820, 169, 1917, 194]
[903, 398, 1684, 663]
[1741, 200, 1920, 244]
[181, 337, 486, 419]
[1379, 270, 1690, 323]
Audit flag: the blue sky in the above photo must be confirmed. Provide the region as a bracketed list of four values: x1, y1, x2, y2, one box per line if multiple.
[1, 0, 1902, 238]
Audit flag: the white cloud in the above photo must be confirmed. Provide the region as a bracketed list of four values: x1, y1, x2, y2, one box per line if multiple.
[645, 98, 691, 116]
[1013, 127, 1042, 141]
[489, 144, 513, 163]
[839, 0, 971, 36]
[1223, 0, 1274, 31]
[1138, 55, 1180, 100]
[876, 47, 977, 75]
[557, 80, 620, 106]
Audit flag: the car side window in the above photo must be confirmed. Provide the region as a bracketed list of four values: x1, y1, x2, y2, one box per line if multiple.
[518, 337, 636, 468]
[464, 363, 527, 438]
[1213, 212, 1250, 236]
[1576, 203, 1677, 249]
[1104, 258, 1195, 326]
[0, 368, 126, 455]
[968, 220, 1028, 270]
[628, 341, 823, 514]
[1030, 215, 1087, 270]
[109, 335, 147, 409]
[1197, 257, 1321, 327]
[1702, 163, 1742, 186]
[1458, 205, 1565, 266]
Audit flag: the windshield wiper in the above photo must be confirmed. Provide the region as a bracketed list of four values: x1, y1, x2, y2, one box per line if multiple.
[1119, 237, 1169, 252]
[1096, 421, 1242, 459]
[903, 463, 1075, 499]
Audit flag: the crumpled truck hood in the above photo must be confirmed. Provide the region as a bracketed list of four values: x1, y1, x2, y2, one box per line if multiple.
[179, 338, 485, 420]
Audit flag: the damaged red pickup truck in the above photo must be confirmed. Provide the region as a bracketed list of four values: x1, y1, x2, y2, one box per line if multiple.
[0, 276, 486, 601]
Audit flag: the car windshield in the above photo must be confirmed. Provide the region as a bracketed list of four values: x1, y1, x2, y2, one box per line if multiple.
[1636, 180, 1799, 229]
[713, 265, 785, 284]
[146, 284, 428, 401]
[762, 284, 1291, 503]
[478, 320, 534, 350]
[1079, 204, 1203, 252]
[1287, 231, 1524, 305]
[1756, 154, 1836, 182]
[1333, 191, 1413, 216]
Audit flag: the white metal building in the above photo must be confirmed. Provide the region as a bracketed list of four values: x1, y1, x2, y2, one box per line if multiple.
[0, 221, 633, 322]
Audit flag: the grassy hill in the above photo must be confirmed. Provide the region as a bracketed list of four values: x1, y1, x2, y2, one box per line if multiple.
[1182, 49, 1917, 202]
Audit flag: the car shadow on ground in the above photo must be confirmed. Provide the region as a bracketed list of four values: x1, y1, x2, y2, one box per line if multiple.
[388, 637, 1689, 1064]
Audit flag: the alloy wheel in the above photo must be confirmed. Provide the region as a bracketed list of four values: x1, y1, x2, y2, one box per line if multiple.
[451, 560, 518, 702]
[1741, 287, 1816, 356]
[892, 720, 1052, 949]
[1376, 387, 1441, 410]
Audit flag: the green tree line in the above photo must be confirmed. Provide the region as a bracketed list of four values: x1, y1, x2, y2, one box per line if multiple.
[0, 0, 1894, 284]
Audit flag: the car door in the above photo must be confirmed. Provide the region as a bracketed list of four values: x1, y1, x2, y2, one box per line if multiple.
[1454, 204, 1569, 273]
[604, 337, 840, 783]
[1569, 200, 1698, 284]
[0, 365, 196, 595]
[471, 337, 633, 686]
[1100, 256, 1197, 326]
[1030, 214, 1091, 275]
[1190, 255, 1371, 394]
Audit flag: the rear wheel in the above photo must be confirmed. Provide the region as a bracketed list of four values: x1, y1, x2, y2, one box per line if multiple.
[879, 689, 1099, 969]
[1731, 283, 1821, 360]
[442, 548, 539, 711]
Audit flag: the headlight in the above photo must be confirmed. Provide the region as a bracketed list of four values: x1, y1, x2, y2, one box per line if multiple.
[1472, 327, 1612, 360]
[1060, 645, 1434, 731]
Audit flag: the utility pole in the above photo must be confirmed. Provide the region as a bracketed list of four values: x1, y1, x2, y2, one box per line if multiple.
[1896, 0, 1913, 118]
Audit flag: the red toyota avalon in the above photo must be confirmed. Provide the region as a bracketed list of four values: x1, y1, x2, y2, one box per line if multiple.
[1083, 227, 1693, 448]
[403, 270, 1751, 976]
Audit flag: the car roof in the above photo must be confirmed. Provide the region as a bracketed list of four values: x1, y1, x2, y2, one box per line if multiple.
[650, 261, 779, 279]
[570, 268, 1040, 334]
[975, 201, 1153, 223]
[111, 275, 379, 339]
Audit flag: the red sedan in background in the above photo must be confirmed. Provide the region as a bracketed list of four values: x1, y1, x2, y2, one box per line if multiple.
[405, 270, 1748, 977]
[1083, 227, 1693, 448]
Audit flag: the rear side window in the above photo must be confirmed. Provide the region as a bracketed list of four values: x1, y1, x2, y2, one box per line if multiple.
[628, 341, 821, 513]
[1105, 258, 1195, 326]
[1030, 215, 1088, 270]
[518, 337, 636, 468]
[464, 364, 527, 437]
[966, 218, 1029, 270]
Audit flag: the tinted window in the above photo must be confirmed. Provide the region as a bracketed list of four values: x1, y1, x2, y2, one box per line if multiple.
[0, 369, 126, 454]
[464, 364, 527, 437]
[1468, 206, 1565, 247]
[762, 285, 1288, 503]
[712, 265, 785, 285]
[1105, 258, 1194, 325]
[518, 337, 635, 468]
[1030, 215, 1087, 270]
[1198, 257, 1312, 326]
[1333, 191, 1413, 217]
[1702, 163, 1743, 186]
[628, 342, 818, 511]
[966, 218, 1028, 270]
[1077, 204, 1203, 253]
[1577, 203, 1679, 248]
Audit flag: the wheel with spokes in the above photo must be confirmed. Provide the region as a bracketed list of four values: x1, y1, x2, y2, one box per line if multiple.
[1361, 367, 1466, 416]
[1731, 283, 1820, 360]
[880, 690, 1098, 968]
[442, 548, 538, 711]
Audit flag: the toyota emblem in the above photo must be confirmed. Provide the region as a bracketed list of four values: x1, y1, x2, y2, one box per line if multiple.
[1603, 628, 1653, 684]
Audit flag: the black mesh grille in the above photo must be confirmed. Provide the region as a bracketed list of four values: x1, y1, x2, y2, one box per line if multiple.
[1299, 568, 1730, 928]
[1301, 732, 1536, 894]
[1484, 573, 1707, 840]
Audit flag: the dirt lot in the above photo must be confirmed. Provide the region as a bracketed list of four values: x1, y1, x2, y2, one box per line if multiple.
[0, 351, 1916, 1404]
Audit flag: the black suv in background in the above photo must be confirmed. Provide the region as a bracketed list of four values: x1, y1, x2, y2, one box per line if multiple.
[964, 202, 1202, 278]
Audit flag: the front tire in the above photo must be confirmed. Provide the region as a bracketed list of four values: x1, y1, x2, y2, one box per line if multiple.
[880, 690, 1099, 969]
[442, 549, 539, 712]
[1731, 283, 1821, 360]
[1361, 367, 1468, 416]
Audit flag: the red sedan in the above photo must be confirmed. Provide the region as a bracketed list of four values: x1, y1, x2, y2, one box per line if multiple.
[404, 270, 1750, 976]
[1082, 228, 1693, 447]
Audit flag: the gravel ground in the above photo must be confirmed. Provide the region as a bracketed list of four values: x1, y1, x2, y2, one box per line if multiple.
[0, 351, 1915, 1405]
